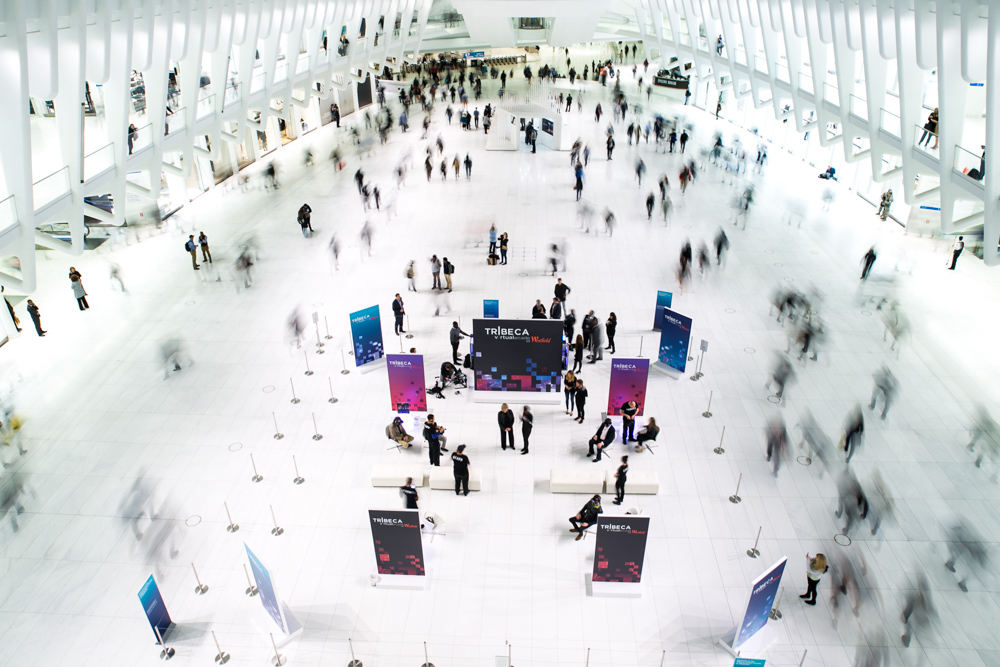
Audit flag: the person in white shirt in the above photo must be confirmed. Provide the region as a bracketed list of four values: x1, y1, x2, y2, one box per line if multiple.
[948, 235, 965, 270]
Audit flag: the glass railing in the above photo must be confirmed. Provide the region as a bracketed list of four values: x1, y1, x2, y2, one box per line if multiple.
[129, 123, 153, 154]
[774, 62, 789, 83]
[165, 106, 186, 135]
[755, 55, 768, 74]
[223, 83, 241, 110]
[0, 195, 17, 230]
[798, 71, 813, 94]
[196, 94, 214, 120]
[879, 108, 901, 138]
[823, 82, 839, 106]
[250, 70, 265, 93]
[849, 94, 868, 121]
[32, 166, 71, 211]
[734, 47, 747, 66]
[83, 142, 115, 181]
[275, 62, 288, 83]
[296, 53, 310, 74]
[954, 144, 986, 184]
[913, 124, 939, 157]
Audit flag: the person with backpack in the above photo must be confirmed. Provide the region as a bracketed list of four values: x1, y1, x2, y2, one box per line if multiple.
[442, 257, 455, 292]
[184, 236, 200, 270]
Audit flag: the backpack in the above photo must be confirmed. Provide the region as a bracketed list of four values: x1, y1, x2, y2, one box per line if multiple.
[463, 353, 472, 369]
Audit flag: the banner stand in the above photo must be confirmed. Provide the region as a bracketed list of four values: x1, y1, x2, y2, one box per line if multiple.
[254, 605, 303, 648]
[588, 576, 643, 598]
[372, 570, 429, 590]
[717, 625, 775, 658]
[650, 361, 683, 380]
[357, 357, 387, 375]
[471, 389, 561, 405]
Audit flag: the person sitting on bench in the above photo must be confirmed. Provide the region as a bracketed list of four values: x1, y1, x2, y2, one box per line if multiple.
[386, 416, 415, 448]
[568, 494, 603, 541]
[635, 417, 659, 452]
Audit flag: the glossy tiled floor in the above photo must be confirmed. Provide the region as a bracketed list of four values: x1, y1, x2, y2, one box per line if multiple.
[2, 45, 1000, 667]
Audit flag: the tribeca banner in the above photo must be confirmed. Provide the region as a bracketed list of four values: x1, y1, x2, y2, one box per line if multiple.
[137, 575, 172, 642]
[244, 543, 289, 633]
[606, 358, 649, 416]
[349, 305, 385, 367]
[592, 516, 651, 583]
[386, 354, 427, 412]
[652, 290, 673, 330]
[472, 319, 563, 393]
[734, 557, 787, 649]
[368, 510, 425, 576]
[657, 307, 693, 373]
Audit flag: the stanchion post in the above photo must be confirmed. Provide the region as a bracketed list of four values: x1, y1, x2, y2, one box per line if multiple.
[224, 502, 239, 532]
[324, 316, 333, 339]
[728, 473, 742, 504]
[638, 336, 644, 358]
[191, 562, 208, 595]
[312, 413, 323, 441]
[585, 647, 590, 667]
[400, 333, 404, 352]
[304, 350, 314, 376]
[769, 587, 783, 620]
[341, 350, 350, 375]
[269, 633, 287, 666]
[713, 425, 726, 455]
[243, 563, 258, 596]
[405, 315, 414, 339]
[658, 649, 665, 667]
[315, 321, 325, 348]
[154, 626, 175, 660]
[702, 391, 713, 418]
[348, 638, 362, 667]
[212, 630, 231, 664]
[420, 640, 434, 667]
[272, 413, 284, 440]
[270, 505, 284, 536]
[289, 378, 300, 404]
[250, 453, 263, 482]
[747, 526, 761, 558]
[328, 377, 339, 403]
[797, 649, 807, 667]
[292, 455, 305, 484]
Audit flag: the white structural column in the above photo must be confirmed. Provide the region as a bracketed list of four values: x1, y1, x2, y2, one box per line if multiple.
[634, 0, 997, 265]
[0, 0, 432, 295]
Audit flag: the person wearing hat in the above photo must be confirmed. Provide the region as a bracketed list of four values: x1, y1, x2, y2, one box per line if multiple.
[452, 445, 471, 496]
[569, 494, 603, 540]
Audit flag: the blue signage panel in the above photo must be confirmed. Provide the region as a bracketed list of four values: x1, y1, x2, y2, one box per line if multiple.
[734, 558, 787, 648]
[245, 543, 286, 633]
[657, 307, 692, 373]
[652, 291, 673, 330]
[350, 305, 385, 366]
[137, 575, 172, 642]
[464, 51, 485, 58]
[483, 299, 500, 318]
[734, 659, 766, 667]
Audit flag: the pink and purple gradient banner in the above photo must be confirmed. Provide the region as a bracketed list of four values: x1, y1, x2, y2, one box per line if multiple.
[386, 354, 428, 413]
[606, 358, 649, 416]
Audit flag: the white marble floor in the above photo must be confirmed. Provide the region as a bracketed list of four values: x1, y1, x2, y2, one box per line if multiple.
[2, 44, 1000, 667]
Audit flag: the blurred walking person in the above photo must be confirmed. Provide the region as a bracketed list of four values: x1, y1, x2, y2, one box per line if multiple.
[765, 416, 788, 477]
[868, 366, 897, 420]
[842, 406, 865, 463]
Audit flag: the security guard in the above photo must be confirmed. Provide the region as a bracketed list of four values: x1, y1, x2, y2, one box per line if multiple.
[620, 400, 639, 443]
[569, 495, 603, 541]
[612, 456, 629, 505]
[452, 445, 471, 496]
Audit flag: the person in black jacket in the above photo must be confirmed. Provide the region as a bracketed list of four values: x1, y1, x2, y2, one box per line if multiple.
[605, 312, 617, 354]
[498, 403, 515, 450]
[554, 278, 571, 304]
[392, 294, 406, 334]
[25, 300, 45, 336]
[400, 477, 419, 509]
[564, 309, 577, 341]
[423, 415, 448, 466]
[298, 203, 313, 233]
[612, 456, 629, 504]
[588, 418, 616, 461]
[574, 378, 588, 422]
[569, 494, 603, 541]
[452, 445, 471, 495]
[581, 310, 594, 349]
[620, 400, 638, 442]
[531, 300, 547, 319]
[520, 406, 533, 454]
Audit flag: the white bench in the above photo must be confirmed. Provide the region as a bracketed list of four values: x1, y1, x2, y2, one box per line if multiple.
[549, 469, 605, 494]
[606, 470, 659, 494]
[428, 466, 482, 491]
[371, 464, 427, 487]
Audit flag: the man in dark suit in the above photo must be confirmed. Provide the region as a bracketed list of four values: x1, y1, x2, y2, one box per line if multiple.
[392, 294, 405, 334]
[588, 418, 616, 462]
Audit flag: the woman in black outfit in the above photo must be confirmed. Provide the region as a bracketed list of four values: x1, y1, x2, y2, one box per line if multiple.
[605, 312, 617, 354]
[520, 406, 533, 454]
[612, 456, 628, 505]
[563, 371, 577, 415]
[572, 334, 585, 372]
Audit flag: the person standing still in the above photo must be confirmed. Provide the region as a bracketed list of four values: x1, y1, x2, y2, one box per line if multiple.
[574, 378, 588, 422]
[572, 334, 585, 373]
[449, 321, 469, 364]
[489, 224, 497, 254]
[430, 255, 442, 290]
[799, 553, 828, 606]
[499, 233, 509, 265]
[620, 400, 638, 443]
[392, 294, 406, 334]
[25, 299, 45, 336]
[442, 257, 454, 292]
[949, 236, 964, 270]
[554, 278, 571, 305]
[564, 371, 577, 415]
[612, 456, 629, 505]
[452, 445, 471, 495]
[520, 406, 533, 454]
[498, 403, 515, 450]
[185, 235, 200, 270]
[605, 312, 617, 354]
[198, 232, 212, 263]
[69, 268, 89, 310]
